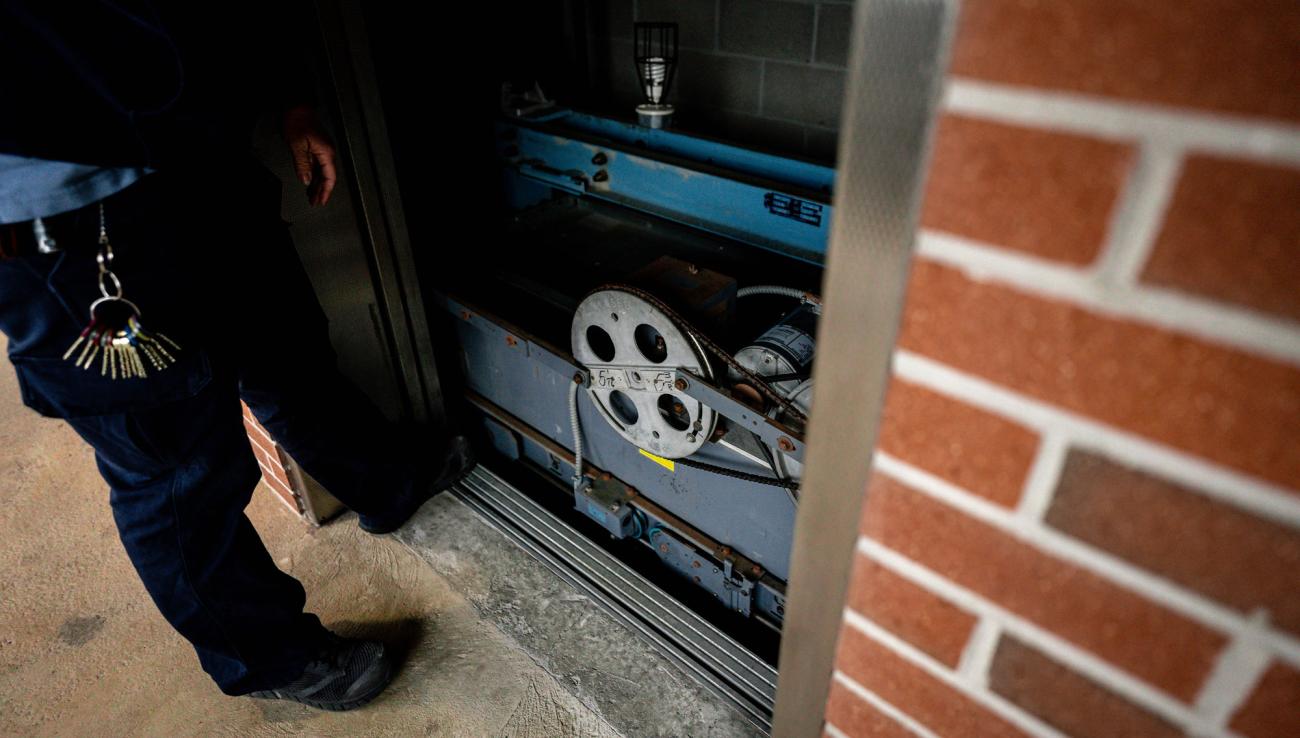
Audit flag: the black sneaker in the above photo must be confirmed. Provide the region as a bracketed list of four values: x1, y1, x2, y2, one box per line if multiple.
[249, 637, 394, 711]
[358, 435, 476, 535]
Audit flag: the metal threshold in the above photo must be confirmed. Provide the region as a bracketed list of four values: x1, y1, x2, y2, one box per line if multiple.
[450, 465, 778, 733]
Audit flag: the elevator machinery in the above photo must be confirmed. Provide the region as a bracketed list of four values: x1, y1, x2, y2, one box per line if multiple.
[434, 102, 834, 647]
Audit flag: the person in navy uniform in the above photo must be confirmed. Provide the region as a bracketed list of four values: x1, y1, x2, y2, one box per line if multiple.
[0, 2, 471, 709]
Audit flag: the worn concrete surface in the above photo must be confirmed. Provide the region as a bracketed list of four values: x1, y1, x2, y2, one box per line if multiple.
[0, 352, 621, 738]
[399, 496, 763, 738]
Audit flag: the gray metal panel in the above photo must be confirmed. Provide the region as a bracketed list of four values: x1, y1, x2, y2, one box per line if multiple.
[770, 1, 957, 735]
[453, 312, 799, 581]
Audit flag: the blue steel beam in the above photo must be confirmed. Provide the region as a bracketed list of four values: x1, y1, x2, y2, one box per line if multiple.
[499, 112, 835, 263]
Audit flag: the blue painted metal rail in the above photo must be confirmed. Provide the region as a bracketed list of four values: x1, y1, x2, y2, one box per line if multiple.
[498, 111, 835, 263]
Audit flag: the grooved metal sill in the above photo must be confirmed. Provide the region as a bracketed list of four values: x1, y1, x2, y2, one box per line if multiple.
[450, 465, 778, 734]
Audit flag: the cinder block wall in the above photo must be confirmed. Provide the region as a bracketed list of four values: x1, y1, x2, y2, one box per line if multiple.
[826, 2, 1300, 737]
[591, 0, 851, 162]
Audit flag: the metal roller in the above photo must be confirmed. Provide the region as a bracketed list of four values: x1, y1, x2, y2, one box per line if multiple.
[571, 289, 718, 458]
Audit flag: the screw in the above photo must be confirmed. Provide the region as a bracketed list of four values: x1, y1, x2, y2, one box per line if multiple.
[459, 310, 471, 320]
[592, 169, 609, 183]
[672, 401, 685, 414]
[659, 543, 669, 553]
[573, 372, 585, 385]
[719, 546, 731, 557]
[691, 560, 701, 569]
[505, 335, 518, 347]
[693, 576, 701, 584]
[751, 565, 762, 576]
[674, 378, 688, 391]
[591, 152, 608, 165]
[655, 336, 666, 352]
[777, 436, 796, 453]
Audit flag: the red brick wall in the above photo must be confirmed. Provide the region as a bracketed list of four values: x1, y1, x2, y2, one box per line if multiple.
[825, 2, 1300, 737]
[242, 402, 303, 516]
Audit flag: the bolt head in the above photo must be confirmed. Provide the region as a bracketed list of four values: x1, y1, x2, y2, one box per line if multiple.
[673, 378, 688, 391]
[777, 436, 796, 452]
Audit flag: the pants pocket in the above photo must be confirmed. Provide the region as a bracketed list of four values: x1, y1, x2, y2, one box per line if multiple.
[11, 347, 213, 419]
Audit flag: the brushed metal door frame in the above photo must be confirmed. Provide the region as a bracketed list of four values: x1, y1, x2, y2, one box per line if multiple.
[771, 1, 957, 734]
[310, 0, 446, 426]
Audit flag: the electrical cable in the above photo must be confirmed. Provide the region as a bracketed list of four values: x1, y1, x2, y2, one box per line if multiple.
[568, 378, 585, 493]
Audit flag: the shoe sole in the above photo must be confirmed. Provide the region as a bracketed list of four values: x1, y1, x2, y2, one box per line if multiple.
[359, 445, 477, 536]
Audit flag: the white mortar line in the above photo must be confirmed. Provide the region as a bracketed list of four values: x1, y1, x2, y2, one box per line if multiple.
[892, 350, 1300, 531]
[1194, 611, 1275, 730]
[871, 451, 1300, 668]
[243, 417, 277, 445]
[916, 232, 1300, 367]
[843, 608, 1068, 738]
[957, 618, 1002, 689]
[859, 539, 1238, 738]
[822, 721, 851, 738]
[942, 78, 1300, 165]
[1090, 144, 1183, 287]
[1014, 431, 1069, 523]
[832, 671, 942, 738]
[810, 3, 821, 64]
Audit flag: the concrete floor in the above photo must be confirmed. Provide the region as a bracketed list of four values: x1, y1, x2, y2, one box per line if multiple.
[0, 355, 621, 738]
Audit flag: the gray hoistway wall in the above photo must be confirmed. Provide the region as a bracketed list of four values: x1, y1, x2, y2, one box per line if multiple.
[589, 0, 852, 163]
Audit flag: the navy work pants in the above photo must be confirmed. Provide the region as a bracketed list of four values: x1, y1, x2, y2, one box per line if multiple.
[0, 161, 428, 694]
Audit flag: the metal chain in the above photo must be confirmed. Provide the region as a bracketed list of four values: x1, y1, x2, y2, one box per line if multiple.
[595, 283, 809, 424]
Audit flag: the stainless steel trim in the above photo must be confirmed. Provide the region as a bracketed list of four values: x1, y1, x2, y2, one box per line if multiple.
[770, 1, 958, 735]
[451, 465, 779, 733]
[315, 0, 445, 425]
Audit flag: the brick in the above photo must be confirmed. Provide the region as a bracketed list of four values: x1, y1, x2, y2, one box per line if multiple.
[846, 553, 977, 667]
[989, 635, 1183, 738]
[720, 0, 814, 61]
[259, 467, 297, 507]
[242, 416, 274, 447]
[835, 624, 1032, 737]
[949, 0, 1300, 122]
[761, 62, 844, 127]
[636, 0, 718, 50]
[814, 2, 851, 66]
[1230, 662, 1300, 738]
[256, 448, 293, 491]
[1047, 450, 1300, 637]
[825, 679, 913, 738]
[593, 0, 634, 40]
[898, 260, 1300, 492]
[861, 474, 1227, 701]
[1141, 155, 1300, 322]
[676, 50, 762, 113]
[920, 115, 1134, 265]
[597, 39, 644, 110]
[879, 378, 1039, 508]
[804, 127, 838, 164]
[683, 108, 807, 157]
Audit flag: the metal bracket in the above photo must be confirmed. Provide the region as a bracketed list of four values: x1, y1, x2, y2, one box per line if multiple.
[674, 370, 806, 463]
[649, 526, 753, 617]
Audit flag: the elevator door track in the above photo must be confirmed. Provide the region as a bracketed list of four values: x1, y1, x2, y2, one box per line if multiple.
[450, 465, 778, 733]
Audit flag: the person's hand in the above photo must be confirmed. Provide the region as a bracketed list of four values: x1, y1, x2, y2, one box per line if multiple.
[283, 105, 337, 206]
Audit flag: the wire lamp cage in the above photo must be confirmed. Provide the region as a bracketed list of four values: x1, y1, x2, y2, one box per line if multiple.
[633, 22, 678, 128]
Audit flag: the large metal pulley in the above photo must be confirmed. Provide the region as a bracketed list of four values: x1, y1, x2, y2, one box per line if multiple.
[571, 289, 718, 458]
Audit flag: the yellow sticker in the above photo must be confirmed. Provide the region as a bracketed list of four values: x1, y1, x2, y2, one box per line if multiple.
[639, 449, 675, 472]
